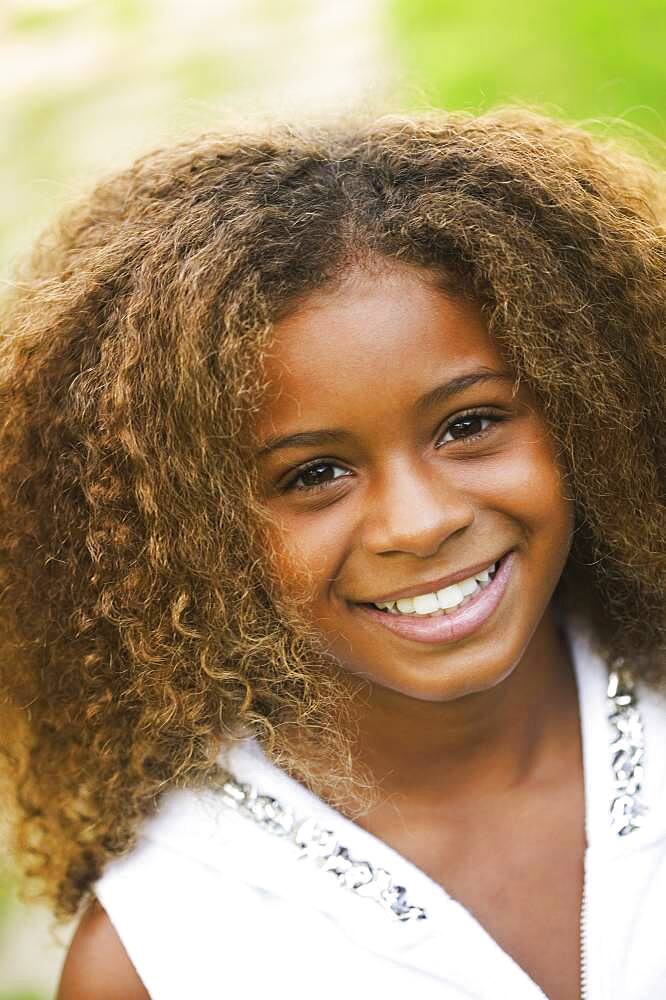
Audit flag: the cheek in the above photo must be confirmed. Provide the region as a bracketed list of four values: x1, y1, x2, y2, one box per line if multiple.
[489, 431, 575, 543]
[452, 424, 573, 540]
[262, 510, 348, 603]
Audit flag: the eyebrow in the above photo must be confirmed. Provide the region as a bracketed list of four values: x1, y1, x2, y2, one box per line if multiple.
[255, 369, 514, 458]
[413, 369, 514, 418]
[256, 427, 351, 459]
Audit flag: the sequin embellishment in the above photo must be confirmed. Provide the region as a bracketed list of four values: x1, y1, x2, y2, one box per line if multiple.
[219, 662, 646, 924]
[220, 777, 427, 922]
[607, 663, 647, 835]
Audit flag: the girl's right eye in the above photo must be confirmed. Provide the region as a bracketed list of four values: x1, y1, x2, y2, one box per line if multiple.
[280, 461, 351, 494]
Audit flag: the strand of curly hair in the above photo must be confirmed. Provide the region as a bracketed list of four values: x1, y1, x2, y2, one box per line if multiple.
[0, 108, 664, 920]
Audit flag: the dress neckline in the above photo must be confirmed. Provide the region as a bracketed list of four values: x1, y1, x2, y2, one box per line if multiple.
[222, 618, 620, 858]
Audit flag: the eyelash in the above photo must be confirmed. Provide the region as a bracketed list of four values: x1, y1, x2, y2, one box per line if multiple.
[279, 409, 504, 495]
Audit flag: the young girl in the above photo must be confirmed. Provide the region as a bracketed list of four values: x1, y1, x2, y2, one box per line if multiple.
[0, 109, 664, 1000]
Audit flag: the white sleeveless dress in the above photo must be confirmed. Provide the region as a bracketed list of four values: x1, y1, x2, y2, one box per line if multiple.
[94, 622, 666, 999]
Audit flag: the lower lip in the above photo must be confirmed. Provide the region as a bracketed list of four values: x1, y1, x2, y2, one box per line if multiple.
[353, 551, 515, 645]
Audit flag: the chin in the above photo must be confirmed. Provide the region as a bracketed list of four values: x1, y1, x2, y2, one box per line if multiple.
[369, 655, 518, 703]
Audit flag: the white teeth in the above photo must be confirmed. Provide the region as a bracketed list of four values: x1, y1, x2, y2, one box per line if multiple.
[435, 583, 465, 608]
[373, 561, 498, 616]
[413, 593, 440, 614]
[474, 563, 496, 583]
[395, 597, 415, 613]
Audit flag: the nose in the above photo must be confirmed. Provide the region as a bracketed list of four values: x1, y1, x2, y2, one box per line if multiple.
[360, 457, 475, 558]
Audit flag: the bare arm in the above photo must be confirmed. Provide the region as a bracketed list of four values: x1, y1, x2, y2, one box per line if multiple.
[57, 899, 150, 1000]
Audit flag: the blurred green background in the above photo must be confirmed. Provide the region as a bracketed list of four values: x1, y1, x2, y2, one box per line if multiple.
[0, 0, 663, 995]
[391, 0, 666, 134]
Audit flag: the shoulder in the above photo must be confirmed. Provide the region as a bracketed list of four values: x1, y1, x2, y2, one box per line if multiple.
[57, 900, 150, 1000]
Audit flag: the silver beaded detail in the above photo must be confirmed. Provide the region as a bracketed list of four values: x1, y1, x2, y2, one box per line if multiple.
[220, 777, 427, 922]
[607, 663, 647, 836]
[219, 664, 647, 923]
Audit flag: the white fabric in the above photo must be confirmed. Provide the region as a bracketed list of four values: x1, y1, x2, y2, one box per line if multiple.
[95, 622, 666, 999]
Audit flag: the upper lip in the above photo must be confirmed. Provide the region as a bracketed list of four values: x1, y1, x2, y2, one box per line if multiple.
[354, 551, 509, 605]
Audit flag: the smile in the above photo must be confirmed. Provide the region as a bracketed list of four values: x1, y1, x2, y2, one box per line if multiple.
[353, 550, 515, 645]
[373, 560, 497, 615]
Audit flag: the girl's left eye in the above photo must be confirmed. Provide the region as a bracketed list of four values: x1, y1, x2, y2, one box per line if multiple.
[438, 412, 502, 447]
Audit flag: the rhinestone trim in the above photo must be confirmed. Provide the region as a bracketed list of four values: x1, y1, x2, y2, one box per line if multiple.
[607, 663, 647, 836]
[219, 663, 646, 923]
[220, 777, 428, 922]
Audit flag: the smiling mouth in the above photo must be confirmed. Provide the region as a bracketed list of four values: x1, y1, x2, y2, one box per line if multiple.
[350, 550, 515, 646]
[356, 555, 506, 617]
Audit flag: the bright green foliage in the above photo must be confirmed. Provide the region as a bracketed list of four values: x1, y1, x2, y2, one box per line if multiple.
[0, 993, 45, 1000]
[387, 0, 666, 138]
[0, 0, 323, 277]
[0, 872, 44, 1000]
[0, 864, 18, 934]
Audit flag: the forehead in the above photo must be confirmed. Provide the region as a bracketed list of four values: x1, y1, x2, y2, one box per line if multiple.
[257, 266, 508, 428]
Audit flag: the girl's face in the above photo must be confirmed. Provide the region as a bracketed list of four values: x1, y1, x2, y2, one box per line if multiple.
[253, 264, 575, 702]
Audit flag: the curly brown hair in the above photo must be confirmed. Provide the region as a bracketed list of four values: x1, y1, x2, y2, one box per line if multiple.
[0, 108, 664, 921]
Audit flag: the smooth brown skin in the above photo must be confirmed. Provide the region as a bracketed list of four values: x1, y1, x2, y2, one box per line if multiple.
[60, 262, 583, 999]
[57, 900, 149, 999]
[253, 263, 583, 1000]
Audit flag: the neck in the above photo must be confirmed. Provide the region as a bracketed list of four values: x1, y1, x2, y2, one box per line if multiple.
[350, 613, 579, 806]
